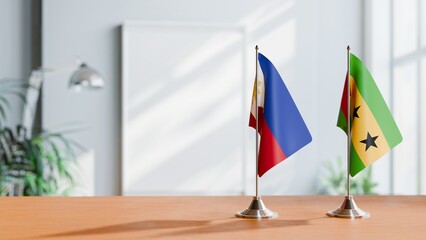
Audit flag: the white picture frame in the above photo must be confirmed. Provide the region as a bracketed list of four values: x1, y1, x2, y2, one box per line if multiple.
[121, 21, 249, 195]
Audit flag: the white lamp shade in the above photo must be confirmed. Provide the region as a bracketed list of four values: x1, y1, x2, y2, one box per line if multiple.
[69, 63, 104, 90]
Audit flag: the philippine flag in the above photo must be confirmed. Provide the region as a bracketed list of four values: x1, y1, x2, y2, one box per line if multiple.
[249, 53, 312, 177]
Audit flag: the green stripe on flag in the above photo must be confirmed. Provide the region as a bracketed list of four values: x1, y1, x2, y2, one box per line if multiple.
[337, 109, 347, 132]
[350, 54, 402, 148]
[350, 145, 365, 177]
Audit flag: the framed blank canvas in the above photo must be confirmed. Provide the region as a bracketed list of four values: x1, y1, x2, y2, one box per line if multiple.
[121, 21, 248, 195]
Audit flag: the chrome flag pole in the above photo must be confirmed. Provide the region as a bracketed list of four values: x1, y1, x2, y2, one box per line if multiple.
[236, 45, 277, 219]
[256, 45, 259, 199]
[327, 46, 369, 219]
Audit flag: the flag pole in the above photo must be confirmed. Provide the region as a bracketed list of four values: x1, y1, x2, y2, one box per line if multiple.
[346, 45, 351, 198]
[255, 45, 259, 198]
[236, 45, 277, 219]
[326, 46, 369, 219]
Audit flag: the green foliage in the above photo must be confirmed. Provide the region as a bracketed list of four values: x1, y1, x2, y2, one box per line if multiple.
[319, 156, 378, 195]
[0, 125, 82, 196]
[0, 78, 81, 196]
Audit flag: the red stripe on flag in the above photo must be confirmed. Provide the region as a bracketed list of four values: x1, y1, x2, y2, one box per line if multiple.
[340, 72, 349, 121]
[258, 121, 287, 177]
[249, 107, 265, 134]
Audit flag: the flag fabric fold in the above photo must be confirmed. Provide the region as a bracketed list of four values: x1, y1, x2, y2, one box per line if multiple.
[249, 53, 312, 177]
[337, 53, 403, 176]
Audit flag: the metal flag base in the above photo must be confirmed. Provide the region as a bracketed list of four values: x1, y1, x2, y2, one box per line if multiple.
[236, 196, 278, 219]
[327, 195, 370, 219]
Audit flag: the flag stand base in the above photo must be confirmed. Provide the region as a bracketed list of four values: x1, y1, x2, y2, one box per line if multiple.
[327, 195, 370, 219]
[236, 196, 278, 219]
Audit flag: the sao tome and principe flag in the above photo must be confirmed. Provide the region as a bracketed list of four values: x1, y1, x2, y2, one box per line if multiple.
[337, 53, 403, 177]
[249, 53, 312, 177]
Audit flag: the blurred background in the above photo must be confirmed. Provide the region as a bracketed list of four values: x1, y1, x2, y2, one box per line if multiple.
[0, 0, 424, 196]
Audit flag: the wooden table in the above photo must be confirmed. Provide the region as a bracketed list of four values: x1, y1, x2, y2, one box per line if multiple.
[1, 196, 425, 239]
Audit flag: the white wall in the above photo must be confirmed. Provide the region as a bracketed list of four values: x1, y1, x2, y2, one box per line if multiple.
[42, 0, 363, 195]
[365, 0, 426, 195]
[0, 0, 32, 127]
[364, 0, 393, 194]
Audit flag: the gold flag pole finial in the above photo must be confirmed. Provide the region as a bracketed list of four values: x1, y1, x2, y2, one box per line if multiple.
[327, 46, 370, 219]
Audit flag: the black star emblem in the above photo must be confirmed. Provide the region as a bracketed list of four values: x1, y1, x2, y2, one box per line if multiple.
[360, 132, 378, 151]
[353, 106, 360, 119]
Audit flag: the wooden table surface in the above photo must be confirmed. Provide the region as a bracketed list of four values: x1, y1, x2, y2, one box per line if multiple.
[1, 196, 425, 239]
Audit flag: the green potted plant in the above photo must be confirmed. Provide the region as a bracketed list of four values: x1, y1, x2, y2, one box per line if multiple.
[318, 156, 378, 195]
[0, 78, 81, 196]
